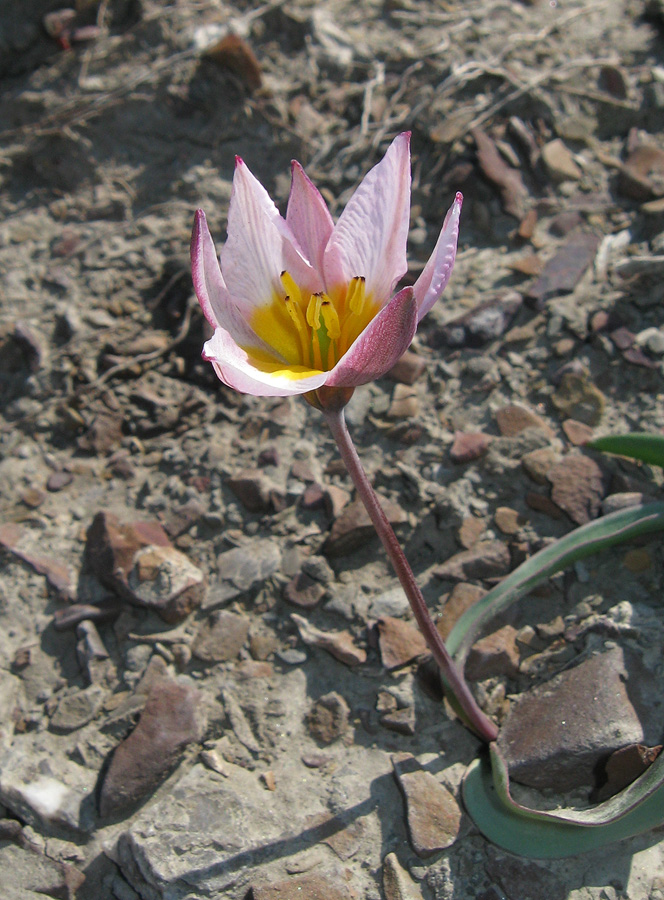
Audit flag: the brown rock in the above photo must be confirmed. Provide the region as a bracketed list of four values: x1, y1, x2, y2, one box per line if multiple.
[46, 470, 73, 492]
[377, 616, 428, 670]
[127, 544, 206, 623]
[433, 541, 510, 581]
[562, 418, 593, 445]
[291, 613, 366, 666]
[323, 497, 407, 557]
[547, 454, 606, 524]
[494, 506, 526, 535]
[485, 852, 566, 900]
[472, 127, 529, 218]
[192, 610, 250, 663]
[323, 484, 351, 519]
[597, 743, 662, 800]
[541, 138, 582, 181]
[0, 523, 75, 598]
[249, 874, 349, 900]
[307, 691, 350, 744]
[525, 491, 565, 519]
[449, 431, 492, 463]
[99, 679, 204, 817]
[498, 646, 646, 791]
[388, 384, 419, 419]
[283, 571, 326, 609]
[381, 706, 416, 735]
[227, 468, 280, 513]
[521, 447, 559, 484]
[392, 753, 462, 856]
[552, 372, 606, 426]
[383, 852, 425, 900]
[495, 403, 553, 438]
[526, 233, 600, 305]
[466, 625, 520, 680]
[205, 33, 262, 91]
[436, 583, 486, 641]
[457, 515, 486, 549]
[388, 350, 427, 385]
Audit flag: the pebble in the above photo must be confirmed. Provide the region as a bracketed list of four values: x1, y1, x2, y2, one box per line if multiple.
[388, 384, 419, 419]
[436, 583, 486, 641]
[596, 743, 662, 801]
[547, 453, 606, 524]
[552, 371, 606, 426]
[456, 515, 486, 549]
[306, 691, 350, 744]
[541, 138, 582, 181]
[526, 233, 600, 305]
[283, 571, 326, 608]
[601, 491, 646, 514]
[520, 446, 559, 484]
[369, 586, 411, 619]
[526, 491, 565, 519]
[323, 497, 408, 557]
[392, 753, 462, 856]
[433, 540, 511, 582]
[498, 646, 646, 791]
[494, 506, 526, 535]
[377, 616, 428, 670]
[449, 431, 492, 463]
[206, 539, 281, 608]
[383, 851, 425, 900]
[49, 684, 105, 734]
[485, 851, 566, 900]
[250, 874, 349, 900]
[434, 293, 522, 348]
[192, 610, 250, 663]
[291, 613, 367, 666]
[380, 706, 416, 735]
[99, 678, 205, 817]
[465, 625, 521, 680]
[226, 468, 282, 513]
[388, 350, 427, 385]
[561, 418, 594, 445]
[495, 403, 553, 438]
[46, 470, 73, 492]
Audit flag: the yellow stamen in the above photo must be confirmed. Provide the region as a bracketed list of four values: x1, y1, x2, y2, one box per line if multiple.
[306, 293, 324, 330]
[284, 295, 310, 364]
[312, 328, 323, 370]
[320, 300, 341, 340]
[347, 276, 366, 316]
[281, 271, 303, 308]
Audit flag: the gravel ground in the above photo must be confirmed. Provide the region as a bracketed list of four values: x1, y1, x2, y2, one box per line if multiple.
[1, 1, 664, 898]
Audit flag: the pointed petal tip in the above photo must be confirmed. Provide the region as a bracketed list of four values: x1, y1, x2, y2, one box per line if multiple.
[234, 155, 244, 168]
[455, 191, 463, 208]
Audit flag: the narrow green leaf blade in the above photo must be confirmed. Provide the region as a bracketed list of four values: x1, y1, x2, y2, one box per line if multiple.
[463, 744, 664, 859]
[588, 433, 664, 468]
[446, 503, 664, 665]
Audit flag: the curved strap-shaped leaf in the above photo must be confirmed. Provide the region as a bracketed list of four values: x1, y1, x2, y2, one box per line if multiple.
[463, 743, 664, 858]
[587, 433, 664, 468]
[446, 502, 664, 667]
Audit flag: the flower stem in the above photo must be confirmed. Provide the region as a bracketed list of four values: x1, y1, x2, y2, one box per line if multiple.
[324, 407, 498, 743]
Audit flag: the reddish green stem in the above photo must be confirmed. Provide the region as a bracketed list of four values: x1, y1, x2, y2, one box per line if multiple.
[324, 407, 498, 743]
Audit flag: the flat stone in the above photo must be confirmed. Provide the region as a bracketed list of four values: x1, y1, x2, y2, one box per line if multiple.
[323, 497, 408, 557]
[596, 743, 662, 801]
[541, 138, 582, 181]
[547, 454, 606, 524]
[388, 350, 427, 385]
[433, 540, 510, 582]
[283, 571, 326, 609]
[562, 418, 594, 445]
[552, 372, 606, 426]
[494, 506, 526, 535]
[250, 874, 349, 900]
[192, 610, 250, 663]
[498, 646, 647, 791]
[227, 468, 282, 512]
[388, 384, 419, 418]
[436, 583, 486, 641]
[392, 753, 462, 856]
[383, 851, 425, 900]
[369, 586, 410, 619]
[526, 491, 566, 519]
[99, 678, 205, 817]
[291, 613, 366, 666]
[0, 843, 84, 900]
[466, 625, 520, 680]
[46, 469, 73, 492]
[435, 294, 522, 348]
[526, 233, 600, 304]
[380, 706, 416, 735]
[307, 691, 350, 744]
[49, 684, 105, 733]
[485, 851, 566, 900]
[521, 447, 559, 484]
[207, 539, 281, 608]
[495, 403, 553, 438]
[323, 484, 351, 518]
[377, 616, 428, 670]
[450, 431, 492, 463]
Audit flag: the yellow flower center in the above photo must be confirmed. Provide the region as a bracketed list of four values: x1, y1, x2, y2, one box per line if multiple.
[247, 272, 379, 379]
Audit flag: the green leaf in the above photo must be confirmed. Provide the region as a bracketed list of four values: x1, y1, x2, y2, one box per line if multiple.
[587, 433, 664, 468]
[462, 743, 664, 858]
[446, 502, 664, 667]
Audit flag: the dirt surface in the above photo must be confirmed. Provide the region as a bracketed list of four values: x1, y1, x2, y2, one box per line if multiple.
[1, 0, 664, 898]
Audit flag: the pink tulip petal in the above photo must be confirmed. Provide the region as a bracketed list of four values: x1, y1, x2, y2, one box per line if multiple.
[190, 209, 232, 329]
[323, 133, 411, 305]
[412, 192, 462, 322]
[203, 327, 328, 397]
[286, 161, 334, 276]
[220, 159, 320, 317]
[326, 287, 418, 388]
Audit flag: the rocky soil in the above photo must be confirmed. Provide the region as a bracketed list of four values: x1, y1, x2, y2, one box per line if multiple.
[1, 0, 664, 898]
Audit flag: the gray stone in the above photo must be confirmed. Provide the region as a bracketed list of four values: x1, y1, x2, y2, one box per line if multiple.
[49, 684, 105, 733]
[205, 540, 281, 608]
[433, 541, 511, 582]
[498, 646, 649, 790]
[192, 610, 250, 663]
[392, 753, 462, 856]
[0, 842, 84, 900]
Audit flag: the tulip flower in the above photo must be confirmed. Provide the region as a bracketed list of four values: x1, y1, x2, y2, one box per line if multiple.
[191, 132, 461, 410]
[190, 135, 498, 744]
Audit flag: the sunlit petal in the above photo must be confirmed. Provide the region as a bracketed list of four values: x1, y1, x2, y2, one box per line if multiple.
[286, 161, 334, 276]
[412, 192, 462, 322]
[190, 209, 231, 329]
[323, 132, 411, 304]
